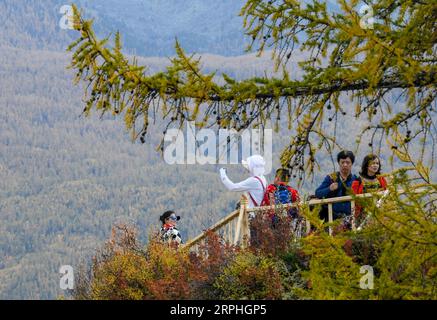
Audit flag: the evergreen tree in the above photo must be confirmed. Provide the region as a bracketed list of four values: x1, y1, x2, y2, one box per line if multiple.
[68, 0, 436, 181]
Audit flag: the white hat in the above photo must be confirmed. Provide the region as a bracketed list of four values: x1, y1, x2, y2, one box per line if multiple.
[243, 155, 265, 176]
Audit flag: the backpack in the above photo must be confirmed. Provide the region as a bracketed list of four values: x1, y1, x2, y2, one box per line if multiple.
[274, 184, 293, 204]
[271, 184, 298, 220]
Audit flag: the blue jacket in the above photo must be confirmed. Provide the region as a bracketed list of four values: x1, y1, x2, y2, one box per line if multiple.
[315, 172, 357, 218]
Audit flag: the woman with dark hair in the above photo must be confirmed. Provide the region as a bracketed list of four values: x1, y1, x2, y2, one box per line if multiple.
[352, 154, 387, 194]
[351, 154, 388, 225]
[159, 210, 182, 245]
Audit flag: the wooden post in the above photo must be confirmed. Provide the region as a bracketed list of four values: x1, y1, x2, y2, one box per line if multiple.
[233, 218, 237, 243]
[351, 200, 356, 231]
[227, 221, 232, 244]
[222, 223, 226, 243]
[328, 203, 333, 236]
[241, 197, 250, 248]
[234, 195, 248, 245]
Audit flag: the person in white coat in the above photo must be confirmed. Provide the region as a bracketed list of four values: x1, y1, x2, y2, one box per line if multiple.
[219, 155, 268, 210]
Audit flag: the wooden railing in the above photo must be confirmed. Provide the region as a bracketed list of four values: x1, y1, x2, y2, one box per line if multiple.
[183, 184, 431, 251]
[183, 191, 386, 251]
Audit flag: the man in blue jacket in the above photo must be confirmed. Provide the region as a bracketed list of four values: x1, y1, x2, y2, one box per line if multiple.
[315, 150, 357, 222]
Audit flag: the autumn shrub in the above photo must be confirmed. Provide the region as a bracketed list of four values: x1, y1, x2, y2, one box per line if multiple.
[213, 250, 285, 300]
[249, 211, 296, 257]
[188, 231, 238, 299]
[75, 224, 194, 299]
[74, 224, 148, 299]
[298, 231, 369, 300]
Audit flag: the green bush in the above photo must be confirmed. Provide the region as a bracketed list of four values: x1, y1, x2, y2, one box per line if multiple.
[214, 251, 285, 300]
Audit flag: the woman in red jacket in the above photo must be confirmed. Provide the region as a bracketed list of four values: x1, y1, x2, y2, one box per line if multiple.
[351, 154, 387, 226]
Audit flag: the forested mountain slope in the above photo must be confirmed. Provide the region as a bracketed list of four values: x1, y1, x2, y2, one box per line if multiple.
[1, 0, 434, 299]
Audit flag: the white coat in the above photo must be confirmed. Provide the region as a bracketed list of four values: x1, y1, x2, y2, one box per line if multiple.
[220, 155, 267, 209]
